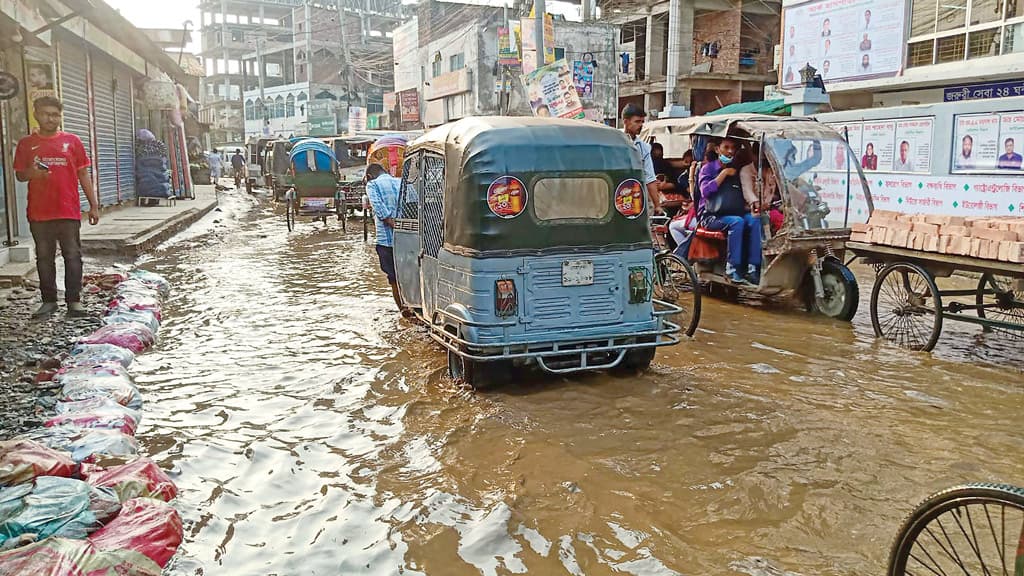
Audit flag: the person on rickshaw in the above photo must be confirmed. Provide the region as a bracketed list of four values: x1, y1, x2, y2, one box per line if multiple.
[698, 137, 762, 285]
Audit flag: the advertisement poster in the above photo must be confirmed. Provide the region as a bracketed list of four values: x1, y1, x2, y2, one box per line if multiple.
[487, 176, 527, 218]
[399, 90, 420, 124]
[781, 0, 907, 86]
[25, 60, 57, 133]
[572, 60, 594, 98]
[824, 122, 863, 170]
[952, 113, 1001, 172]
[893, 117, 933, 173]
[497, 27, 520, 66]
[522, 59, 584, 120]
[348, 106, 367, 133]
[997, 112, 1024, 170]
[861, 120, 896, 172]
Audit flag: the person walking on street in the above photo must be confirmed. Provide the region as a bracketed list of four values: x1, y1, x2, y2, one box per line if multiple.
[13, 96, 99, 318]
[621, 104, 661, 214]
[230, 149, 246, 187]
[365, 163, 409, 316]
[208, 148, 223, 181]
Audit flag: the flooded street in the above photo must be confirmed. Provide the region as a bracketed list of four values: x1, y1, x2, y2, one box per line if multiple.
[133, 192, 1021, 576]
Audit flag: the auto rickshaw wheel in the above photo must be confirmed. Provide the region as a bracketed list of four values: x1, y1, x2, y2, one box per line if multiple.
[618, 340, 656, 372]
[809, 259, 859, 321]
[447, 348, 507, 390]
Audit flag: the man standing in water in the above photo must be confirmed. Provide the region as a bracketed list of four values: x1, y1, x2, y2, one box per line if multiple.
[14, 96, 99, 318]
[621, 104, 661, 214]
[365, 163, 409, 316]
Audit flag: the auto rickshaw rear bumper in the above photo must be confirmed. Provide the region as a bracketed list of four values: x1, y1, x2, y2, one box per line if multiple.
[428, 299, 683, 374]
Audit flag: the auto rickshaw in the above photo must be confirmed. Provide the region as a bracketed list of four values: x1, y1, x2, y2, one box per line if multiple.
[394, 117, 687, 388]
[640, 114, 872, 320]
[263, 139, 294, 201]
[284, 138, 344, 231]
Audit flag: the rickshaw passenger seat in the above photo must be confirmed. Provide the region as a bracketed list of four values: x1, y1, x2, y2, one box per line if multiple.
[695, 227, 727, 242]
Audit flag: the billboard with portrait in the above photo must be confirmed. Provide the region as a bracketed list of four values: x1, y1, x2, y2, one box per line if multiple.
[522, 59, 584, 120]
[781, 0, 906, 87]
[952, 112, 1024, 173]
[25, 60, 57, 133]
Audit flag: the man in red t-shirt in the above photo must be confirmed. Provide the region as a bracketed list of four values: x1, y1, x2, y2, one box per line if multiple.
[14, 96, 100, 318]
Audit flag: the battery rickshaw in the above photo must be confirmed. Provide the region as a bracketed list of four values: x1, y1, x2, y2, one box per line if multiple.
[283, 138, 345, 231]
[393, 117, 692, 388]
[263, 139, 294, 201]
[640, 114, 870, 320]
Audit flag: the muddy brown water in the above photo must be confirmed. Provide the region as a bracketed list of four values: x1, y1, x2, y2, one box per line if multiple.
[132, 192, 1022, 576]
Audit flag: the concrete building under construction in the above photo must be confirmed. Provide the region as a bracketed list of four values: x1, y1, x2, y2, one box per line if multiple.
[199, 0, 406, 146]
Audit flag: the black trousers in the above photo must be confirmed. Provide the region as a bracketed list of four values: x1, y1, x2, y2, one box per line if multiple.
[29, 219, 83, 304]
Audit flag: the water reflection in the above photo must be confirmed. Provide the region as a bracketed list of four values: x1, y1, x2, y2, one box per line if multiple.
[129, 192, 1021, 576]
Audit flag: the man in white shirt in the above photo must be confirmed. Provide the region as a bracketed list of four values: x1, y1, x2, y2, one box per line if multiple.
[621, 103, 661, 213]
[893, 140, 915, 172]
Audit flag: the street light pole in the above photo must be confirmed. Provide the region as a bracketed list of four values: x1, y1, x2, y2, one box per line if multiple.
[337, 0, 357, 108]
[534, 0, 545, 71]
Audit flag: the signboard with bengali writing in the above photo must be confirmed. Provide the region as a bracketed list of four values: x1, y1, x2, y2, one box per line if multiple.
[399, 89, 420, 124]
[944, 80, 1024, 103]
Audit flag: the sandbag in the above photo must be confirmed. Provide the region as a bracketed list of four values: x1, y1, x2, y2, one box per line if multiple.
[0, 477, 120, 545]
[0, 537, 162, 576]
[0, 440, 77, 487]
[45, 411, 138, 436]
[55, 398, 141, 429]
[83, 273, 128, 292]
[106, 296, 162, 321]
[102, 310, 160, 335]
[55, 363, 132, 387]
[63, 345, 135, 369]
[82, 459, 177, 503]
[21, 428, 138, 463]
[79, 325, 155, 355]
[60, 377, 143, 411]
[128, 271, 170, 298]
[88, 498, 182, 568]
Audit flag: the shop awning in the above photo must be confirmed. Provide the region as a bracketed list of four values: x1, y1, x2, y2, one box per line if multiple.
[708, 99, 790, 116]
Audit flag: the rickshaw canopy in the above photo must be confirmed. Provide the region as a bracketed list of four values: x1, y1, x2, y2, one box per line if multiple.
[289, 138, 337, 173]
[640, 114, 837, 142]
[407, 116, 649, 255]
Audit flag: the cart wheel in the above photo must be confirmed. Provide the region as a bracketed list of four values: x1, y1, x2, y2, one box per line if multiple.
[975, 273, 1024, 335]
[886, 483, 1024, 576]
[870, 262, 942, 351]
[654, 253, 701, 337]
[286, 197, 295, 232]
[811, 259, 859, 321]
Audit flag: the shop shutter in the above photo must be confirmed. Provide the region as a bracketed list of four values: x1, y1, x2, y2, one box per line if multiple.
[113, 66, 135, 201]
[58, 42, 91, 210]
[90, 55, 119, 206]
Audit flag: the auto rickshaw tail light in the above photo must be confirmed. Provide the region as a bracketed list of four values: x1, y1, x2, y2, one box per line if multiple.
[495, 279, 518, 318]
[628, 267, 652, 304]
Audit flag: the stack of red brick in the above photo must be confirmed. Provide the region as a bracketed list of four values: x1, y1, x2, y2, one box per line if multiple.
[849, 210, 1024, 263]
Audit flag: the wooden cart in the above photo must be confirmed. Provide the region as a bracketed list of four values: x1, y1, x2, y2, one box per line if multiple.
[847, 241, 1024, 351]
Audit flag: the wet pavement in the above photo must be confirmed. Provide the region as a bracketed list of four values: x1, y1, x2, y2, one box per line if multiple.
[131, 190, 1022, 576]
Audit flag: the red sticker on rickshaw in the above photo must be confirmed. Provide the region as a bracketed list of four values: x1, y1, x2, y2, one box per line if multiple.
[615, 179, 645, 219]
[486, 176, 528, 219]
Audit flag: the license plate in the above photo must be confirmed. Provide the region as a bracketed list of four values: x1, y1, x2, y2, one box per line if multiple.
[301, 198, 329, 211]
[562, 260, 594, 286]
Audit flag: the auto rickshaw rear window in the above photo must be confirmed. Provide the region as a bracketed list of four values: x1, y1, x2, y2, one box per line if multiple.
[533, 178, 610, 221]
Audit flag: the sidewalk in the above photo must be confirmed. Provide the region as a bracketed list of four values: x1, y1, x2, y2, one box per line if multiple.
[80, 185, 219, 256]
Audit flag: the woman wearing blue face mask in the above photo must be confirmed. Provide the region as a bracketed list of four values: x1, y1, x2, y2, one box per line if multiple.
[697, 137, 762, 285]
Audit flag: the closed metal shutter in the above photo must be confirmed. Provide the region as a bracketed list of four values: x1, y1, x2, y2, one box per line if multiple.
[58, 42, 91, 210]
[113, 67, 135, 201]
[90, 55, 118, 206]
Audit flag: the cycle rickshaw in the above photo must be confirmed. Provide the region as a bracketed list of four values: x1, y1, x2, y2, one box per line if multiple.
[283, 138, 345, 231]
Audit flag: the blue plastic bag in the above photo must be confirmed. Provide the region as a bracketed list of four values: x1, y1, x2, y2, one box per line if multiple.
[0, 477, 120, 546]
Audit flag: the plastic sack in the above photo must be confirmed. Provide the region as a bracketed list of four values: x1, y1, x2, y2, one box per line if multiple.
[82, 459, 177, 503]
[83, 272, 128, 291]
[88, 498, 182, 568]
[116, 279, 162, 300]
[79, 325, 155, 355]
[61, 377, 143, 411]
[55, 398, 141, 429]
[63, 344, 134, 369]
[0, 477, 120, 546]
[0, 537, 162, 576]
[106, 296, 162, 321]
[128, 270, 170, 298]
[55, 362, 132, 386]
[102, 309, 160, 335]
[21, 428, 139, 463]
[0, 440, 77, 487]
[45, 411, 138, 436]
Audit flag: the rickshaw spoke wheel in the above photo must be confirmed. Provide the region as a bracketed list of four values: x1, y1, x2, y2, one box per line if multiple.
[870, 262, 942, 352]
[886, 483, 1024, 576]
[975, 273, 1024, 337]
[654, 253, 701, 337]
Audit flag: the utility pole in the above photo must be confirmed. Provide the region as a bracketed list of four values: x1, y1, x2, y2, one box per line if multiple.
[337, 0, 358, 108]
[534, 0, 545, 71]
[256, 36, 266, 132]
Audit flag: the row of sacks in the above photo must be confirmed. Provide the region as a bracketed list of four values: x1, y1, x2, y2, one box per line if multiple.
[0, 270, 184, 575]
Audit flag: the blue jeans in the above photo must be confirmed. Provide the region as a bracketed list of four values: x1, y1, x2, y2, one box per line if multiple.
[705, 213, 762, 270]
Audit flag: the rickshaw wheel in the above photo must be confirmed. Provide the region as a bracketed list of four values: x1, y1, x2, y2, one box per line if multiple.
[975, 273, 1024, 336]
[653, 253, 701, 337]
[810, 259, 859, 321]
[870, 262, 942, 352]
